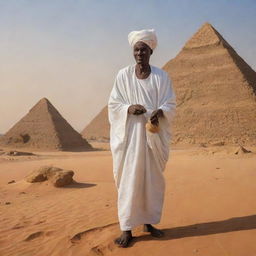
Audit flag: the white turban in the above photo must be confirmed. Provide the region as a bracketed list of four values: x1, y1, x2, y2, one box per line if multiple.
[128, 29, 157, 50]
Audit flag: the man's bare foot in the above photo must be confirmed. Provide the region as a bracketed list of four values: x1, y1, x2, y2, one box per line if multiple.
[114, 230, 133, 248]
[143, 224, 164, 238]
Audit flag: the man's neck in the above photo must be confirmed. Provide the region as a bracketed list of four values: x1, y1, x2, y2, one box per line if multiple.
[136, 63, 150, 73]
[135, 64, 151, 79]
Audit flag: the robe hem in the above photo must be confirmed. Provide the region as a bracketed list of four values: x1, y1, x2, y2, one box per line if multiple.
[120, 220, 161, 231]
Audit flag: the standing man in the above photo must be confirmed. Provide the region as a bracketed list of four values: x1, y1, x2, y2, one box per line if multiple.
[108, 29, 176, 248]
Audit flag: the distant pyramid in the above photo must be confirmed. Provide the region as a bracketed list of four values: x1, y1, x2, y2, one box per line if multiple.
[163, 22, 256, 145]
[82, 23, 256, 145]
[0, 98, 92, 151]
[81, 106, 109, 141]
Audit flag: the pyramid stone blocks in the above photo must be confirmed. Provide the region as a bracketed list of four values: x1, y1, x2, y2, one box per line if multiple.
[0, 98, 92, 151]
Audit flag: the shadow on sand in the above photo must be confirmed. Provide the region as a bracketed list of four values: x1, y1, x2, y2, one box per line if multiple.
[132, 214, 256, 244]
[64, 182, 97, 189]
[64, 147, 108, 152]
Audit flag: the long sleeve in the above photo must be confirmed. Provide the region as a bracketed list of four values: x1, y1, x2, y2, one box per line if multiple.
[108, 73, 130, 142]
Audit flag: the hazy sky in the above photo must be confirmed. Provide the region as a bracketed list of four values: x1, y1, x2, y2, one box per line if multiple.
[1, 0, 256, 133]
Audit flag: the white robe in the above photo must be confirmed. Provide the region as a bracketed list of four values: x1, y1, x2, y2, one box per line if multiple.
[108, 65, 176, 231]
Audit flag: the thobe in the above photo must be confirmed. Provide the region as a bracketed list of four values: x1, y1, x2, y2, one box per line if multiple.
[108, 64, 176, 231]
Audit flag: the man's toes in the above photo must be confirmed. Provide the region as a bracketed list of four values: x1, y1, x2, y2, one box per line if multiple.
[122, 242, 129, 248]
[121, 238, 130, 248]
[120, 239, 127, 247]
[114, 237, 121, 245]
[115, 237, 127, 247]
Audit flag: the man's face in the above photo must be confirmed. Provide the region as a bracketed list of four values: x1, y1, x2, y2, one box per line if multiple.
[133, 41, 152, 65]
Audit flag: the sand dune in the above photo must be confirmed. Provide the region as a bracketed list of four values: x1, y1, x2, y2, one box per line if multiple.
[0, 145, 256, 256]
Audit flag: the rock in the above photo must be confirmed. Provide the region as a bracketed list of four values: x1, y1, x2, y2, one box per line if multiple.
[50, 170, 74, 187]
[234, 146, 252, 155]
[26, 167, 48, 183]
[5, 151, 35, 156]
[26, 166, 66, 183]
[42, 166, 66, 179]
[7, 180, 15, 184]
[26, 166, 75, 187]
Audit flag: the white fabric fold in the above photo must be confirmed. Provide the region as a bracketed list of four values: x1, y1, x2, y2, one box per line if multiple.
[128, 29, 157, 50]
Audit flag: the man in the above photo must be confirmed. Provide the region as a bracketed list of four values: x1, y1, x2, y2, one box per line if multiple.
[108, 29, 176, 248]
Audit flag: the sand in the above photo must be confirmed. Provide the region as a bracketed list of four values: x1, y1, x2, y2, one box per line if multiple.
[0, 144, 256, 256]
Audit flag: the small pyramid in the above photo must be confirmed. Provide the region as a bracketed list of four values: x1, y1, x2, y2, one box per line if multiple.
[81, 106, 109, 141]
[0, 98, 92, 151]
[81, 23, 256, 145]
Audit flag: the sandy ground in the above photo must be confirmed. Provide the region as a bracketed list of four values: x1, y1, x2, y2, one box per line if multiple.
[0, 144, 256, 256]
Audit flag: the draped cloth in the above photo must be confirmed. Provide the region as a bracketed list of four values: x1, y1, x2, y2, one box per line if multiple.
[108, 65, 176, 231]
[128, 29, 157, 50]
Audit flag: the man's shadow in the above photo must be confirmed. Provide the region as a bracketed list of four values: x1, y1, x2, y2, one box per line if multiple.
[133, 214, 256, 243]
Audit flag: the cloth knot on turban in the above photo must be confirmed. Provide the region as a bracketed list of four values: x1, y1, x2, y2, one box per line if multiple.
[128, 29, 157, 50]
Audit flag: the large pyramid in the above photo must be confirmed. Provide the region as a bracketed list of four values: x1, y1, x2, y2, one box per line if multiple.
[0, 98, 92, 151]
[163, 23, 256, 145]
[82, 23, 256, 145]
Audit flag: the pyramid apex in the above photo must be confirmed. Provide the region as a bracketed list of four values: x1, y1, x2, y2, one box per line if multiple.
[28, 97, 55, 114]
[202, 22, 213, 27]
[35, 98, 53, 108]
[184, 23, 226, 49]
[39, 97, 50, 103]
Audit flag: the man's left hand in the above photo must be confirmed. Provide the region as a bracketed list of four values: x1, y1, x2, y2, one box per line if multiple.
[150, 109, 164, 126]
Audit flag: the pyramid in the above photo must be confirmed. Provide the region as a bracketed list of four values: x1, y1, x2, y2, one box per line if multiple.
[81, 106, 110, 141]
[163, 22, 256, 145]
[81, 23, 256, 145]
[0, 98, 92, 151]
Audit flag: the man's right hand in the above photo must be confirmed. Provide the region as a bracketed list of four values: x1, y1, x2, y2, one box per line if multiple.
[128, 104, 147, 115]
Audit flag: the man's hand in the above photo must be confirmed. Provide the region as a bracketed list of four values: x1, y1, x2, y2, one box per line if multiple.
[128, 104, 147, 115]
[150, 109, 164, 126]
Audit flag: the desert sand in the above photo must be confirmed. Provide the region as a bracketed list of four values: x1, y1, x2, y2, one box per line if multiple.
[1, 144, 256, 256]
